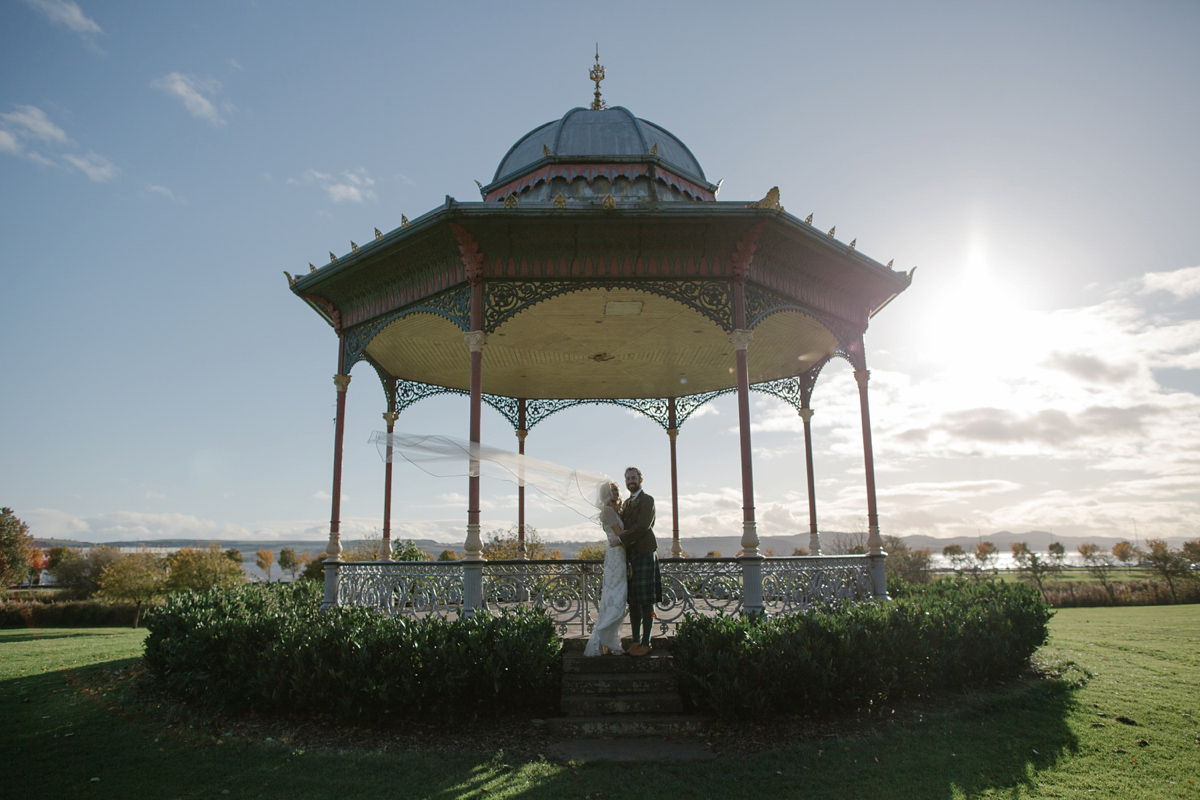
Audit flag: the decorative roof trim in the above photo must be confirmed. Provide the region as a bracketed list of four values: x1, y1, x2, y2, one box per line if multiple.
[484, 161, 714, 202]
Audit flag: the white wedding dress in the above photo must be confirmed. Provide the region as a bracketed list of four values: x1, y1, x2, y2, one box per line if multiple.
[584, 505, 627, 656]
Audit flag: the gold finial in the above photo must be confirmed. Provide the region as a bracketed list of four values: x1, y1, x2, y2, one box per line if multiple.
[826, 226, 836, 238]
[400, 214, 409, 227]
[504, 193, 518, 209]
[602, 193, 616, 210]
[649, 143, 658, 156]
[848, 238, 857, 250]
[543, 144, 552, 157]
[474, 179, 484, 198]
[887, 259, 894, 268]
[804, 214, 813, 225]
[329, 251, 338, 263]
[751, 186, 783, 211]
[284, 270, 296, 286]
[553, 193, 567, 209]
[589, 45, 607, 110]
[350, 241, 359, 253]
[309, 263, 316, 273]
[374, 228, 383, 241]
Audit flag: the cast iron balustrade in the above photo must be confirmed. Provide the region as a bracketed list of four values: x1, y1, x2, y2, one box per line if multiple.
[332, 555, 876, 635]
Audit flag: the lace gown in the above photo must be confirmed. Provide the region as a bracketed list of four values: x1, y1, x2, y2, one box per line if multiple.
[583, 506, 627, 656]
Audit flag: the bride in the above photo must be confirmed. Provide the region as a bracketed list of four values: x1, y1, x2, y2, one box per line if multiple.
[583, 481, 627, 657]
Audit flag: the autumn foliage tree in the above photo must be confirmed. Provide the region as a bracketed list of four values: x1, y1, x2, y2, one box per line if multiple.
[278, 548, 299, 580]
[256, 548, 275, 580]
[0, 507, 37, 589]
[98, 553, 167, 627]
[166, 544, 245, 593]
[51, 545, 122, 598]
[1139, 539, 1192, 602]
[1112, 540, 1137, 571]
[482, 525, 561, 560]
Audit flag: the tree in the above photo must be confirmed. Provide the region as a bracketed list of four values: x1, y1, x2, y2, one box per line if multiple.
[392, 539, 432, 562]
[300, 553, 325, 581]
[51, 545, 122, 599]
[1011, 541, 1060, 601]
[0, 507, 37, 589]
[255, 548, 275, 580]
[278, 548, 299, 580]
[942, 543, 970, 573]
[482, 525, 562, 560]
[166, 544, 245, 593]
[343, 531, 390, 561]
[1140, 539, 1192, 602]
[1182, 540, 1200, 564]
[437, 549, 461, 561]
[98, 553, 167, 627]
[1112, 540, 1137, 571]
[224, 548, 243, 563]
[575, 542, 608, 560]
[705, 550, 723, 558]
[792, 547, 809, 556]
[882, 535, 933, 584]
[1078, 542, 1117, 603]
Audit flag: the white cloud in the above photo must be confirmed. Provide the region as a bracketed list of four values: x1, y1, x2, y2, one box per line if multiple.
[145, 184, 185, 204]
[62, 150, 117, 182]
[0, 129, 18, 154]
[152, 72, 228, 126]
[0, 105, 69, 143]
[293, 167, 378, 204]
[229, 59, 243, 71]
[24, 0, 102, 37]
[1139, 265, 1200, 300]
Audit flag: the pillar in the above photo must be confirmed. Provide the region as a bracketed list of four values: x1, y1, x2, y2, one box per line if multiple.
[854, 368, 887, 599]
[667, 398, 681, 557]
[462, 328, 487, 614]
[517, 398, 528, 560]
[322, 361, 350, 611]
[381, 407, 399, 561]
[798, 407, 820, 555]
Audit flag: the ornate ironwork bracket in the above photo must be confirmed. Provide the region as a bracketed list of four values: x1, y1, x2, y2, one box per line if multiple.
[343, 286, 472, 367]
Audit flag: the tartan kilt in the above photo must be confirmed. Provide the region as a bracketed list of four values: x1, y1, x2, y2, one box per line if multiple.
[628, 553, 663, 605]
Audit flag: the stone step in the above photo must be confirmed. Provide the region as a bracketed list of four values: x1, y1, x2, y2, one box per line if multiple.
[547, 714, 708, 738]
[562, 652, 674, 674]
[560, 636, 674, 654]
[562, 671, 677, 695]
[562, 692, 683, 716]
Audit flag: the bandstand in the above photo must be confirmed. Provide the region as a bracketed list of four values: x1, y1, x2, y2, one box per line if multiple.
[286, 60, 912, 633]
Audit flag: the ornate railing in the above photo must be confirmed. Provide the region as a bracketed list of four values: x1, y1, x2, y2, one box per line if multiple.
[333, 554, 877, 635]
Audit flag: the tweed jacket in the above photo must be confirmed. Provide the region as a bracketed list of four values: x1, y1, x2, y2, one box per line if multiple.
[618, 491, 657, 556]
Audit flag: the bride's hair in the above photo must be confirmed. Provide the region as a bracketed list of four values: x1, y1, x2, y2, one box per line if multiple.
[603, 482, 620, 506]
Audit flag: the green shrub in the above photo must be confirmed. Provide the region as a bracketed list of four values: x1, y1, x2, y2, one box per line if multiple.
[674, 577, 1051, 719]
[142, 581, 560, 721]
[0, 599, 140, 627]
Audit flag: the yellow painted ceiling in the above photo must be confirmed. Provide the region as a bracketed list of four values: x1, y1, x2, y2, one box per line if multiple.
[363, 288, 837, 399]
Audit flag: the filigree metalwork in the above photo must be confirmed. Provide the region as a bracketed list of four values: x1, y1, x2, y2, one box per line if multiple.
[760, 556, 874, 614]
[798, 357, 830, 408]
[344, 287, 471, 367]
[333, 554, 879, 634]
[336, 562, 465, 617]
[743, 281, 851, 337]
[484, 279, 734, 333]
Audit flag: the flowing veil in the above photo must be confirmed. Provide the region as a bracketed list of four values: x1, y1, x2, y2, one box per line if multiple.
[369, 431, 614, 520]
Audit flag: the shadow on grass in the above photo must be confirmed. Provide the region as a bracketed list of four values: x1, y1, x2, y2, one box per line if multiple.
[1, 655, 1091, 800]
[0, 628, 138, 644]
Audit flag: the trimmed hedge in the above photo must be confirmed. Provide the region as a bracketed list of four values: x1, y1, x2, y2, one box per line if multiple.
[142, 581, 560, 721]
[674, 577, 1052, 719]
[0, 600, 140, 628]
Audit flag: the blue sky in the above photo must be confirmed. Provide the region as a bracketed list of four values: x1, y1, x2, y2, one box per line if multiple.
[2, 1, 1198, 547]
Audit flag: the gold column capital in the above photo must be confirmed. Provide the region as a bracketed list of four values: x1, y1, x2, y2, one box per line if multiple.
[516, 428, 529, 444]
[464, 331, 488, 352]
[854, 369, 871, 389]
[798, 408, 815, 423]
[333, 374, 352, 392]
[728, 329, 754, 351]
[382, 411, 400, 425]
[666, 427, 679, 442]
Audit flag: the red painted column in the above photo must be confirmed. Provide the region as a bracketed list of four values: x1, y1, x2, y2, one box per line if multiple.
[381, 404, 399, 561]
[517, 398, 528, 560]
[799, 406, 819, 555]
[322, 339, 350, 610]
[667, 398, 681, 557]
[855, 369, 882, 555]
[731, 282, 758, 558]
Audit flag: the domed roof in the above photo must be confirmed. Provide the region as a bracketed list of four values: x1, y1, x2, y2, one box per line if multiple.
[492, 106, 707, 185]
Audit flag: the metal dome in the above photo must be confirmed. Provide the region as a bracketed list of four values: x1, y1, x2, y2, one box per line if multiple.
[492, 106, 708, 185]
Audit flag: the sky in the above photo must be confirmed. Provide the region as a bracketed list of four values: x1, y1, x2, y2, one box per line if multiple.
[2, 1, 1198, 549]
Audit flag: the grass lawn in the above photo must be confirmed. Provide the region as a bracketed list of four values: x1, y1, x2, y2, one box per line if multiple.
[2, 607, 1197, 799]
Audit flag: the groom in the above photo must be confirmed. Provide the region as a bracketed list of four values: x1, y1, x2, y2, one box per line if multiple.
[618, 466, 662, 656]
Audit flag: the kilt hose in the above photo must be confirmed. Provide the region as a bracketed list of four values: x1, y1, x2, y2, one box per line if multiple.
[628, 552, 663, 605]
